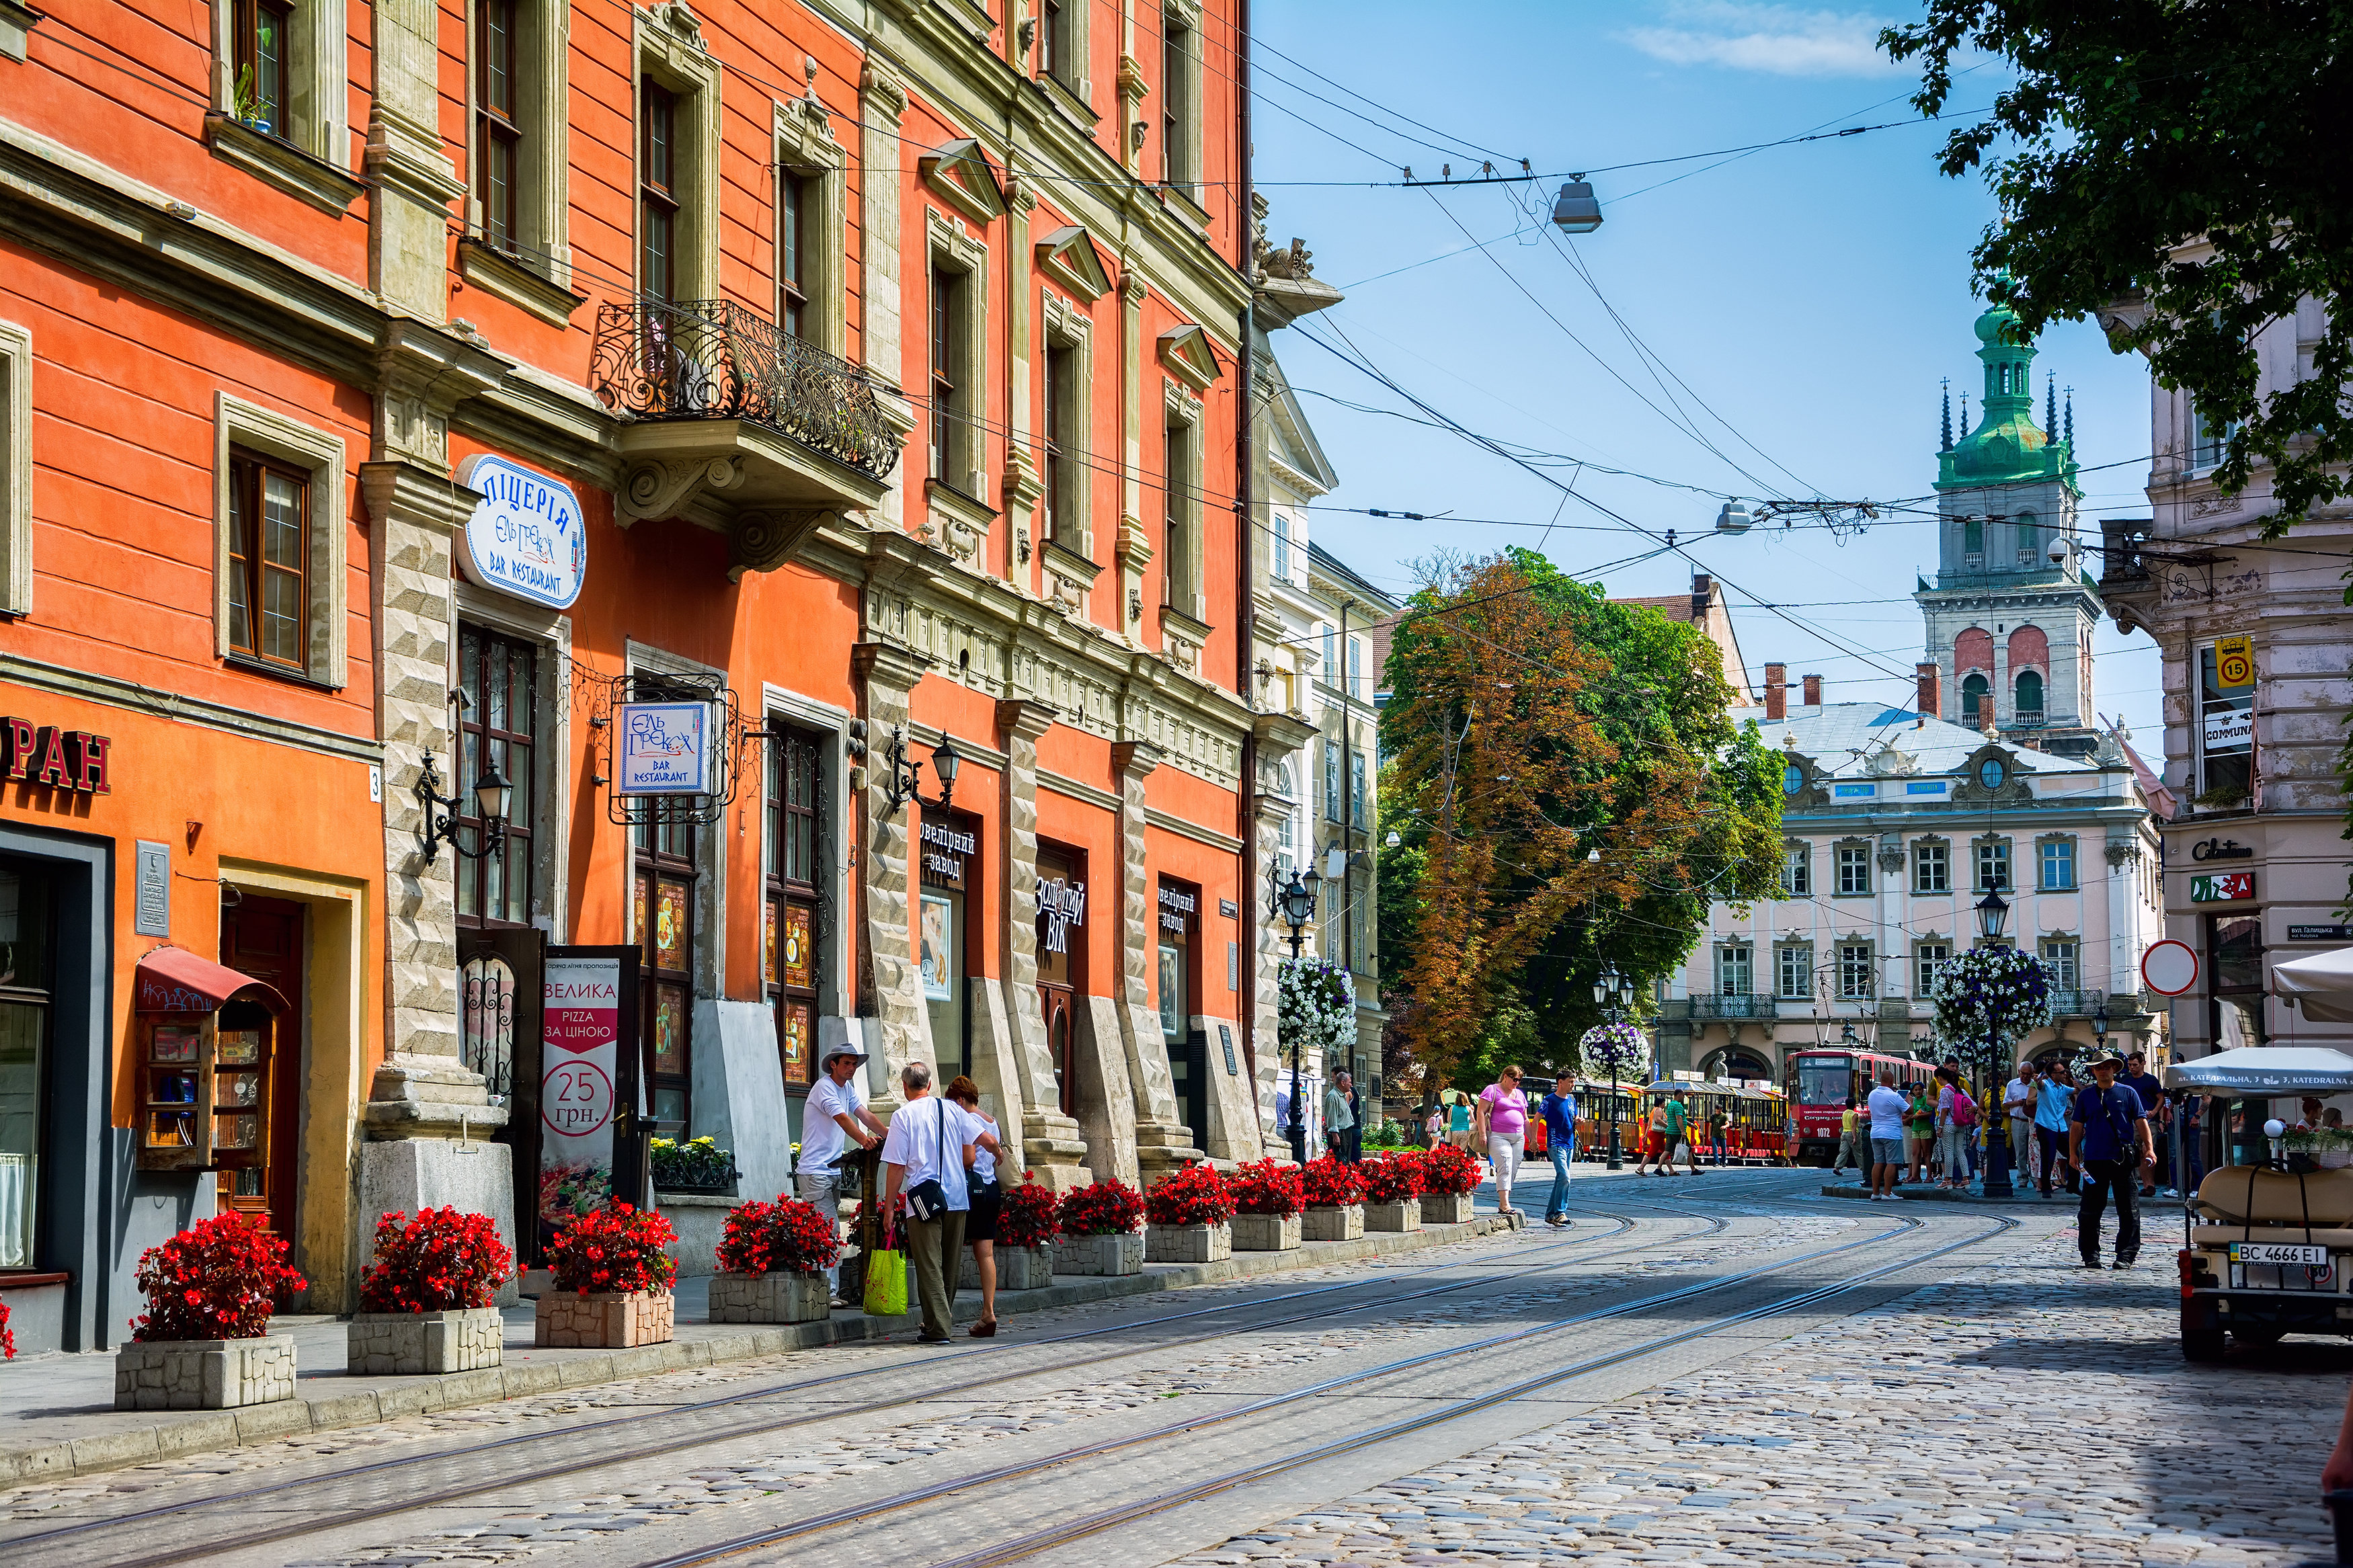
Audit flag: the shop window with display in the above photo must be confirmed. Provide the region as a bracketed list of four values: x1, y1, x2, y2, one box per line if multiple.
[1036, 843, 1086, 1117]
[1158, 875, 1203, 1149]
[765, 722, 828, 1095]
[0, 860, 53, 1272]
[635, 802, 696, 1139]
[918, 802, 979, 1086]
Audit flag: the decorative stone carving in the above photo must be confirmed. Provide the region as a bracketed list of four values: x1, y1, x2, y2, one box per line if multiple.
[619, 455, 745, 526]
[729, 509, 837, 581]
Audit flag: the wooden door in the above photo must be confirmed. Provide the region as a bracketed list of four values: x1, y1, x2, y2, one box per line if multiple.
[220, 895, 303, 1243]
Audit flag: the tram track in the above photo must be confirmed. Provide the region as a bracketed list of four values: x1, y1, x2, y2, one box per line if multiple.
[4, 1194, 1729, 1562]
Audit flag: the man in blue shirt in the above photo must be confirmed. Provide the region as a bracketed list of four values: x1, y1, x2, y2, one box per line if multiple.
[2034, 1065, 2079, 1196]
[2069, 1053, 2156, 1270]
[1540, 1073, 1579, 1228]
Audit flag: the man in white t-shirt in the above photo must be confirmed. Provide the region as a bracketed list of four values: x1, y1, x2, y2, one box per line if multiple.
[2003, 1064, 2037, 1184]
[798, 1043, 887, 1307]
[879, 1061, 975, 1344]
[1865, 1071, 1910, 1201]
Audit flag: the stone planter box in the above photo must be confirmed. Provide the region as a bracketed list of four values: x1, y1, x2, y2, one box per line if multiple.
[1146, 1221, 1233, 1264]
[534, 1288, 674, 1348]
[348, 1307, 504, 1375]
[1302, 1204, 1364, 1242]
[1232, 1212, 1302, 1251]
[709, 1271, 831, 1325]
[961, 1243, 1053, 1292]
[1365, 1199, 1422, 1233]
[1053, 1231, 1146, 1276]
[116, 1334, 295, 1411]
[1421, 1190, 1476, 1225]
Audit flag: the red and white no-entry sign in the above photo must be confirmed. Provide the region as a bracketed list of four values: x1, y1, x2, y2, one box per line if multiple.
[2141, 940, 2198, 997]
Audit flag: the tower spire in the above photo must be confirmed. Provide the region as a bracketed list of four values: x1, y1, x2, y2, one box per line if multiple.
[1960, 390, 1969, 435]
[1940, 377, 1952, 450]
[2046, 371, 2057, 435]
[2064, 385, 2075, 448]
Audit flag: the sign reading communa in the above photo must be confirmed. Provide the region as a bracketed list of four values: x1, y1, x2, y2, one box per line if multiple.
[456, 454, 587, 610]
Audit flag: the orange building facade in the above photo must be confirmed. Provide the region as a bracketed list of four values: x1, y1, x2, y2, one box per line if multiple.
[1, 0, 1304, 1353]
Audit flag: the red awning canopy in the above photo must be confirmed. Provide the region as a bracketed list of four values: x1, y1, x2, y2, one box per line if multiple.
[134, 946, 288, 1015]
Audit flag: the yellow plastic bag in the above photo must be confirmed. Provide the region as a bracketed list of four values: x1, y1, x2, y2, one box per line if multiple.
[863, 1231, 910, 1317]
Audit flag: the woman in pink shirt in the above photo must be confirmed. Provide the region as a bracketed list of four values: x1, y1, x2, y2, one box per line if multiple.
[1475, 1067, 1530, 1216]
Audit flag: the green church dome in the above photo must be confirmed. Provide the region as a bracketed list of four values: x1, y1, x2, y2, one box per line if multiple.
[1936, 295, 2077, 493]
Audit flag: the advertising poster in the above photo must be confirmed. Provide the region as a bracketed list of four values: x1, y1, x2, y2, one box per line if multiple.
[541, 955, 622, 1245]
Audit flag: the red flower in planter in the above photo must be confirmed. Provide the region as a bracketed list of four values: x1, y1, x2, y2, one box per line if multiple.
[1057, 1178, 1146, 1237]
[998, 1173, 1062, 1249]
[1229, 1159, 1304, 1217]
[1, 1298, 14, 1361]
[716, 1196, 842, 1276]
[1419, 1143, 1484, 1196]
[1359, 1150, 1424, 1205]
[1300, 1154, 1365, 1207]
[358, 1208, 516, 1314]
[1145, 1162, 1237, 1227]
[544, 1202, 678, 1295]
[132, 1213, 308, 1342]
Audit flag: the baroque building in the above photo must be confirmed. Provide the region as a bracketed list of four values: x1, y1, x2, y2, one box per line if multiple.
[0, 0, 1305, 1353]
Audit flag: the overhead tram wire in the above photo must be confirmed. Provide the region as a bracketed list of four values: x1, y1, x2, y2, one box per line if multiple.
[1250, 36, 1523, 164]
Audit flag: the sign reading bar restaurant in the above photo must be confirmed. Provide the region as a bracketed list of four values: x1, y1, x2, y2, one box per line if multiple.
[455, 454, 588, 610]
[1, 717, 112, 792]
[615, 702, 712, 795]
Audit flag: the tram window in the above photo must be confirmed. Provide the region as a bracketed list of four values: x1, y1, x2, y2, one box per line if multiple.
[1794, 1059, 1851, 1106]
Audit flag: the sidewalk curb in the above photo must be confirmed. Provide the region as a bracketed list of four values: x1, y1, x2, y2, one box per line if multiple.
[1818, 1182, 2170, 1208]
[1, 1214, 1513, 1487]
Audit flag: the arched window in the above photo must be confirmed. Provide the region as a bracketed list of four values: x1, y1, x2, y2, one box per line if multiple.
[2016, 510, 2038, 564]
[1962, 672, 1991, 725]
[2015, 669, 2044, 718]
[1963, 517, 1983, 556]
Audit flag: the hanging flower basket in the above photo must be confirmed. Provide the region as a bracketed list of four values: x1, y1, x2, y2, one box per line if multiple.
[1579, 1022, 1649, 1081]
[1927, 946, 2055, 1074]
[1279, 956, 1358, 1062]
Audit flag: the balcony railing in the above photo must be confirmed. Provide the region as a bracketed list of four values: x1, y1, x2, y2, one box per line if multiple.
[2009, 710, 2046, 729]
[1689, 993, 1777, 1019]
[590, 297, 902, 481]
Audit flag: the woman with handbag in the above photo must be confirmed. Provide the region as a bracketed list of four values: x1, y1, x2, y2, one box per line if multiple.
[946, 1076, 1006, 1337]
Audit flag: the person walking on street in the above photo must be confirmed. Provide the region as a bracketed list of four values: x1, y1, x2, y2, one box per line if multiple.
[878, 1061, 975, 1344]
[944, 1076, 1006, 1337]
[1422, 1103, 1442, 1147]
[1540, 1072, 1579, 1227]
[2069, 1051, 2156, 1269]
[1935, 1067, 1978, 1192]
[1832, 1100, 1862, 1176]
[798, 1042, 889, 1308]
[2120, 1051, 2166, 1196]
[1661, 1090, 1698, 1175]
[1476, 1067, 1529, 1215]
[2035, 1063, 2078, 1196]
[1323, 1073, 1357, 1164]
[1905, 1080, 1936, 1184]
[1345, 1075, 1365, 1161]
[1636, 1097, 1669, 1175]
[1446, 1090, 1474, 1148]
[1866, 1070, 1909, 1200]
[2004, 1063, 2036, 1187]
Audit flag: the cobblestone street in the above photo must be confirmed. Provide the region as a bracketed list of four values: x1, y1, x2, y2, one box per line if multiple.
[4, 1172, 2343, 1568]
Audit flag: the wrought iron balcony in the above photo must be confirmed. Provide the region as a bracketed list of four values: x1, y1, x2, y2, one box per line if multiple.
[2047, 988, 2108, 1018]
[1689, 993, 1778, 1020]
[590, 297, 902, 483]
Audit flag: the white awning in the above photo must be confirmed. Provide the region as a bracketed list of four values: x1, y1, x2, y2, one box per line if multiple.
[2275, 946, 2353, 1024]
[2165, 1046, 2353, 1096]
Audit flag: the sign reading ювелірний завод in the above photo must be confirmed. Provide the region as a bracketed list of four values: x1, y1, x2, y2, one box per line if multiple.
[455, 454, 587, 610]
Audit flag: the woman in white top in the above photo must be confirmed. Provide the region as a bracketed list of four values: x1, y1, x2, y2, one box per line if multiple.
[945, 1076, 1005, 1337]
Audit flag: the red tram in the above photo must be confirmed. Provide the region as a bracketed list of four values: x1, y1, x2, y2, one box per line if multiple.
[1782, 1048, 1936, 1165]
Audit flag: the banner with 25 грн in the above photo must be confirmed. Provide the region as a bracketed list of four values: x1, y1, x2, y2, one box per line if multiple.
[539, 949, 643, 1246]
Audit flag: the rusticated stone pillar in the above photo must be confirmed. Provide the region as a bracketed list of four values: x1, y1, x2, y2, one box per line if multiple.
[853, 640, 933, 1100]
[998, 698, 1090, 1188]
[1113, 741, 1205, 1188]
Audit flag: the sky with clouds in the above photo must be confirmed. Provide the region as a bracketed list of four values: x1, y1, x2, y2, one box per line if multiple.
[1249, 0, 2165, 749]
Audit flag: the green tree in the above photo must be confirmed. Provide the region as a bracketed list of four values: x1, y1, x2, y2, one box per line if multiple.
[1881, 2, 2353, 530]
[1378, 548, 1781, 1096]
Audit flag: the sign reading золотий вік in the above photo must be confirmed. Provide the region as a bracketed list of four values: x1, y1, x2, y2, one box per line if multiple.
[455, 454, 586, 610]
[616, 702, 712, 795]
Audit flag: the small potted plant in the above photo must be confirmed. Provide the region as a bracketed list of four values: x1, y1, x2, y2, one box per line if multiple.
[535, 1201, 678, 1348]
[348, 1208, 514, 1374]
[1144, 1161, 1236, 1264]
[116, 1213, 306, 1410]
[709, 1196, 840, 1323]
[1053, 1178, 1146, 1276]
[1361, 1149, 1424, 1233]
[1229, 1158, 1304, 1252]
[992, 1173, 1061, 1290]
[650, 1134, 739, 1195]
[1300, 1153, 1366, 1242]
[1419, 1142, 1483, 1225]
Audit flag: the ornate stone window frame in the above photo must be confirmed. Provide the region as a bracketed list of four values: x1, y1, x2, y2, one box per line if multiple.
[458, 0, 581, 325]
[635, 1, 724, 304]
[1971, 832, 2014, 893]
[0, 315, 28, 616]
[205, 0, 358, 213]
[1835, 938, 1876, 1000]
[1780, 838, 1811, 898]
[1156, 0, 1203, 196]
[1773, 939, 1814, 1001]
[1911, 934, 1954, 997]
[772, 91, 849, 358]
[2036, 931, 2080, 989]
[1831, 836, 1874, 898]
[451, 581, 574, 938]
[212, 393, 348, 688]
[1911, 834, 1950, 894]
[2034, 831, 2079, 892]
[1039, 285, 1094, 554]
[1035, 226, 1111, 303]
[1160, 376, 1210, 648]
[926, 207, 992, 507]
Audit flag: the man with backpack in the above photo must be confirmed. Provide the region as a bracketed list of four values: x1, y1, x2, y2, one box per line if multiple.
[2068, 1051, 2157, 1270]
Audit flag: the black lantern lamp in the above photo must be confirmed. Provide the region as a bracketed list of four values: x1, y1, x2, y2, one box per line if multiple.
[417, 750, 514, 863]
[1975, 887, 2010, 942]
[930, 735, 961, 809]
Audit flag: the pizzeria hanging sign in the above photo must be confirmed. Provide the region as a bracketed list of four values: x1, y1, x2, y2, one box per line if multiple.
[455, 454, 588, 611]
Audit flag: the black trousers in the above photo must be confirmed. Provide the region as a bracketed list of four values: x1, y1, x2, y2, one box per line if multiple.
[2077, 1157, 2141, 1261]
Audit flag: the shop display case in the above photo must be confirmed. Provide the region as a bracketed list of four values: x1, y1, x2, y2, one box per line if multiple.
[131, 948, 288, 1175]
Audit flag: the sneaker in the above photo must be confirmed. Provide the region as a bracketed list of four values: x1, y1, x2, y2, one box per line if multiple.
[2080, 1257, 2103, 1270]
[2114, 1255, 2137, 1270]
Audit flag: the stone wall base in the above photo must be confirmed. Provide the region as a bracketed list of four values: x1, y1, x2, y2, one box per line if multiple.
[1232, 1212, 1302, 1251]
[1146, 1221, 1234, 1263]
[347, 1308, 504, 1375]
[533, 1289, 675, 1348]
[1301, 1204, 1364, 1242]
[1052, 1231, 1145, 1276]
[115, 1335, 296, 1410]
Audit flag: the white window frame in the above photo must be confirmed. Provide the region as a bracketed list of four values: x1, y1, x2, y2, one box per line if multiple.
[1975, 838, 2011, 893]
[1913, 840, 1948, 894]
[1914, 941, 1950, 998]
[772, 96, 848, 356]
[1782, 843, 1810, 897]
[1835, 843, 1871, 897]
[210, 0, 349, 166]
[926, 208, 990, 501]
[1837, 942, 1874, 1000]
[1039, 286, 1093, 550]
[636, 8, 724, 304]
[212, 393, 347, 687]
[2038, 835, 2076, 892]
[1776, 944, 1812, 1000]
[1716, 944, 1753, 996]
[2039, 936, 2078, 990]
[0, 317, 28, 616]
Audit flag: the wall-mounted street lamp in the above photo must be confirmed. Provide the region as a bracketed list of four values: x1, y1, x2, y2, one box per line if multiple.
[416, 750, 512, 864]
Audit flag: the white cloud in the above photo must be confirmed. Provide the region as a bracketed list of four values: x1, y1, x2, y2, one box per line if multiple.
[1620, 1, 1903, 77]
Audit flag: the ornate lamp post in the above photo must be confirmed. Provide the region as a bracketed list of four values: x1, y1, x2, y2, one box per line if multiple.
[1271, 862, 1322, 1164]
[1593, 964, 1633, 1171]
[1957, 888, 2028, 1197]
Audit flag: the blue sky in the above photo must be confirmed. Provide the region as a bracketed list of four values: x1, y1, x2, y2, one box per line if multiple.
[1249, 0, 2165, 745]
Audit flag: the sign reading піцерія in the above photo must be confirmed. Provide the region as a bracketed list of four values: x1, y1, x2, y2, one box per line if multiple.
[455, 454, 587, 610]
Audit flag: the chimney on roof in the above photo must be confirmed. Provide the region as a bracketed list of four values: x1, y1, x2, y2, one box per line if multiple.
[1689, 573, 1713, 622]
[1763, 663, 1786, 723]
[1802, 673, 1823, 706]
[1915, 662, 1941, 718]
